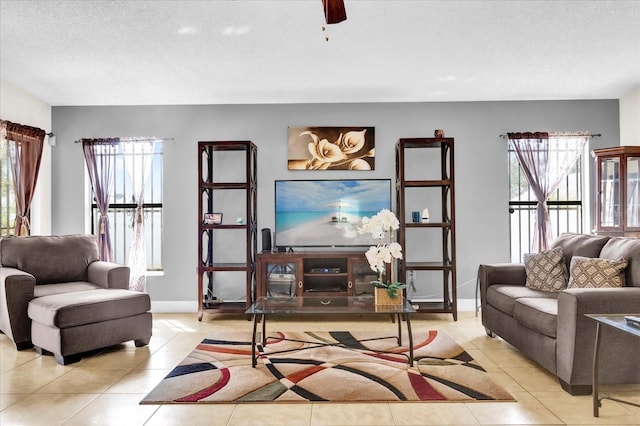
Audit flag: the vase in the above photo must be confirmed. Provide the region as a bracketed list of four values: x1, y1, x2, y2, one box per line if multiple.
[374, 286, 402, 307]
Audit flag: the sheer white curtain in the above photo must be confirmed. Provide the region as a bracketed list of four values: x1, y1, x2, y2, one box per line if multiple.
[509, 132, 589, 253]
[122, 139, 156, 292]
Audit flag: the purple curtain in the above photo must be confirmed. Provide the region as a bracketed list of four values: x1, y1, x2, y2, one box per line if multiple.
[508, 132, 588, 253]
[0, 120, 45, 236]
[83, 138, 118, 262]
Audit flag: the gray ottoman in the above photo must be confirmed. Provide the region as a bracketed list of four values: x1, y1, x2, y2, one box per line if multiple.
[28, 289, 152, 364]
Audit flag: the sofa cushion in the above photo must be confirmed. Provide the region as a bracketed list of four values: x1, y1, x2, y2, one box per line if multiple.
[487, 285, 558, 317]
[599, 237, 640, 287]
[524, 247, 568, 292]
[567, 256, 628, 289]
[28, 289, 151, 328]
[514, 297, 558, 338]
[0, 234, 99, 285]
[550, 233, 610, 272]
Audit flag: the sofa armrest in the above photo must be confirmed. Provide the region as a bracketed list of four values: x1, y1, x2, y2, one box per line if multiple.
[556, 288, 640, 390]
[0, 267, 36, 349]
[478, 263, 526, 305]
[478, 263, 526, 288]
[87, 261, 130, 290]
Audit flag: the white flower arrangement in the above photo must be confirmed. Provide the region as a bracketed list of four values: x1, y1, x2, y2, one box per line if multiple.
[358, 209, 406, 298]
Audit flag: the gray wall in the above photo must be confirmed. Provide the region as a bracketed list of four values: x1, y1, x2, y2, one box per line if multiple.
[51, 100, 620, 304]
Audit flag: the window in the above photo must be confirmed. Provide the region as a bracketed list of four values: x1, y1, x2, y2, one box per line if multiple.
[0, 140, 16, 236]
[90, 141, 164, 270]
[508, 142, 586, 262]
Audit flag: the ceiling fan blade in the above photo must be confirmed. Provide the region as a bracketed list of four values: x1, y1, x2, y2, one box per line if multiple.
[322, 0, 347, 24]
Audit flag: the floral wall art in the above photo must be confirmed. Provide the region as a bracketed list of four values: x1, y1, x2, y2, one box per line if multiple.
[287, 126, 375, 170]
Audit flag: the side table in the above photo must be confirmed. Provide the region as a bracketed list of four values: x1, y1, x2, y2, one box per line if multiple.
[585, 314, 640, 417]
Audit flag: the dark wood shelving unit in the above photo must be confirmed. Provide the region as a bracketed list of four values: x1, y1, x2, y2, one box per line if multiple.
[198, 141, 257, 320]
[396, 137, 457, 320]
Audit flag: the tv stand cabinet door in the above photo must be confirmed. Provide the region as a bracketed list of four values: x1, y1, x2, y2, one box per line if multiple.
[350, 257, 376, 297]
[257, 254, 303, 298]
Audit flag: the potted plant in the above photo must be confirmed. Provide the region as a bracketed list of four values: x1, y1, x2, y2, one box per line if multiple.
[358, 209, 406, 304]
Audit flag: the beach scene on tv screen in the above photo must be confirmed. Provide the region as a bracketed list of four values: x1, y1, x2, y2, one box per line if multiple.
[275, 179, 391, 247]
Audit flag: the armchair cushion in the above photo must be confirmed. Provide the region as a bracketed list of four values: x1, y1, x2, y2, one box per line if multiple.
[28, 289, 151, 328]
[0, 234, 99, 284]
[34, 282, 102, 298]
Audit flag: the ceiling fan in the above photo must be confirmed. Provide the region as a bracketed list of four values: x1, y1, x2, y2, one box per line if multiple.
[322, 0, 347, 24]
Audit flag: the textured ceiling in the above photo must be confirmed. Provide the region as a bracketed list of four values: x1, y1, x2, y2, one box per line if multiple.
[1, 0, 639, 106]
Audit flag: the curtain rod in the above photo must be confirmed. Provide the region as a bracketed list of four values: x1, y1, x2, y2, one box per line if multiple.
[74, 137, 174, 143]
[499, 133, 601, 138]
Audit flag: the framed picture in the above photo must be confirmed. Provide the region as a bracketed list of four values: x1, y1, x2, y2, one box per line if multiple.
[287, 126, 375, 170]
[204, 212, 223, 225]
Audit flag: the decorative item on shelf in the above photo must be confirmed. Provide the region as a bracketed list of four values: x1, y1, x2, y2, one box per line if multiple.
[204, 212, 223, 225]
[236, 217, 244, 224]
[411, 211, 421, 223]
[358, 209, 406, 305]
[434, 129, 445, 138]
[421, 208, 430, 223]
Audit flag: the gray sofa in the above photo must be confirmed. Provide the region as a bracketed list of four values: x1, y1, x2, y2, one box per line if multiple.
[479, 233, 640, 395]
[0, 234, 152, 364]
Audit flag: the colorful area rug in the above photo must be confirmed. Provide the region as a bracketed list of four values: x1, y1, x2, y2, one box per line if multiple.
[140, 329, 514, 403]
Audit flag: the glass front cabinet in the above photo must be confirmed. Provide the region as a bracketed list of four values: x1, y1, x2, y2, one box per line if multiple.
[592, 146, 640, 237]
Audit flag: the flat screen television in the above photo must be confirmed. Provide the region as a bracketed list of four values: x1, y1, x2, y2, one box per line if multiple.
[274, 179, 392, 248]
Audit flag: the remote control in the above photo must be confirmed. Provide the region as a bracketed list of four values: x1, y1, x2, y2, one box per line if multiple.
[624, 315, 640, 327]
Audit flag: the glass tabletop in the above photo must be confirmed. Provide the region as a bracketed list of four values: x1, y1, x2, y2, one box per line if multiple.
[585, 314, 640, 338]
[246, 296, 416, 315]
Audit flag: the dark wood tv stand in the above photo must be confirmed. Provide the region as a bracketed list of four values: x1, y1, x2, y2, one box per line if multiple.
[256, 251, 377, 299]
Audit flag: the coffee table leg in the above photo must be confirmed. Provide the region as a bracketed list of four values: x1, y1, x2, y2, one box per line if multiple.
[397, 313, 402, 346]
[592, 322, 602, 417]
[406, 314, 414, 366]
[251, 314, 258, 368]
[261, 313, 266, 346]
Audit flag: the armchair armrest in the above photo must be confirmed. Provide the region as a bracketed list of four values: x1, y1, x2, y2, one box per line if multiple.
[556, 288, 640, 391]
[0, 267, 36, 349]
[87, 261, 130, 290]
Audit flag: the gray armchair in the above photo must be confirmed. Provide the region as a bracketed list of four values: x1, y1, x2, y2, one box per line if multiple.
[0, 234, 151, 364]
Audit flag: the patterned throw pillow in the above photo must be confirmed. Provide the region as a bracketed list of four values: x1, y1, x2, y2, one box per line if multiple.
[568, 256, 628, 289]
[524, 247, 568, 292]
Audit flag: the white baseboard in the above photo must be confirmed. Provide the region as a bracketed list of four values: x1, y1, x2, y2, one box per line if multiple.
[151, 301, 198, 313]
[150, 299, 478, 313]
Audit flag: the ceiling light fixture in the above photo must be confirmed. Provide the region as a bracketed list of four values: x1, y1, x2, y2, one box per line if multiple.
[322, 0, 347, 41]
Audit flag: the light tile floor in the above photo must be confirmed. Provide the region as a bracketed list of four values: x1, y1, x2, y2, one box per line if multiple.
[1, 312, 638, 425]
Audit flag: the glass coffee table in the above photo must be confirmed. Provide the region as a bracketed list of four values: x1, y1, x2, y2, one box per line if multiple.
[246, 295, 416, 368]
[585, 314, 640, 417]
